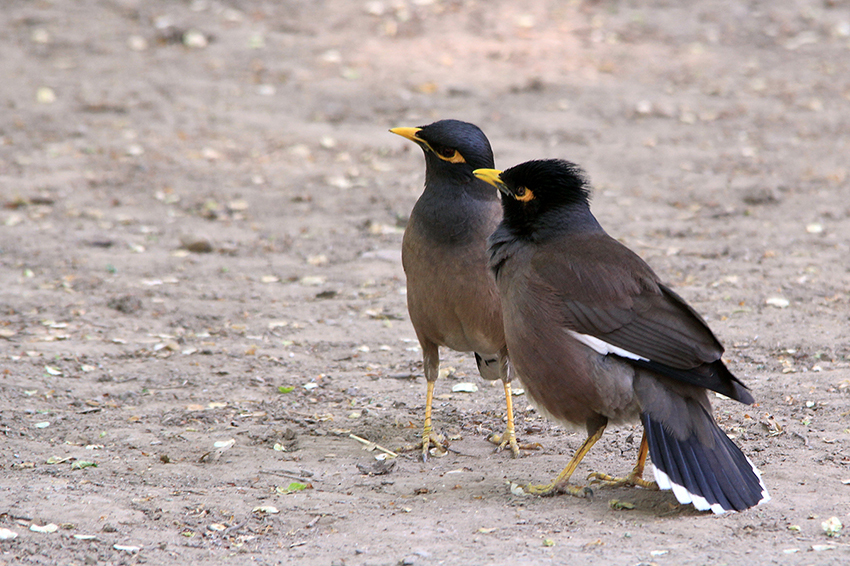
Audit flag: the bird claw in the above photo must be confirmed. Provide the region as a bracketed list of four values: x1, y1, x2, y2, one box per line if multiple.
[397, 432, 448, 461]
[422, 432, 449, 461]
[487, 431, 521, 458]
[488, 432, 543, 458]
[587, 471, 658, 490]
[520, 482, 593, 499]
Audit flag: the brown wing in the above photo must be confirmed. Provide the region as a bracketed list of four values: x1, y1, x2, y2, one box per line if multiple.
[530, 232, 751, 401]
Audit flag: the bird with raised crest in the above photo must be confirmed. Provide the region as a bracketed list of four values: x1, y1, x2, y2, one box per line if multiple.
[474, 159, 769, 513]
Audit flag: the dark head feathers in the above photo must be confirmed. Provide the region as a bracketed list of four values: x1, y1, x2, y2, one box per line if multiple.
[488, 159, 597, 238]
[416, 120, 495, 170]
[499, 159, 591, 207]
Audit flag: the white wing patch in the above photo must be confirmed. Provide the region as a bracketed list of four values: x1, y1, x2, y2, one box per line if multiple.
[567, 330, 648, 362]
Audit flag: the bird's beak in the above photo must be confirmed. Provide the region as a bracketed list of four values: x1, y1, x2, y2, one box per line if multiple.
[389, 127, 423, 143]
[473, 168, 509, 196]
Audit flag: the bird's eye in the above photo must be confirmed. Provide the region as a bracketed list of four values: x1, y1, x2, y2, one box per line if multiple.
[432, 145, 466, 163]
[514, 186, 535, 202]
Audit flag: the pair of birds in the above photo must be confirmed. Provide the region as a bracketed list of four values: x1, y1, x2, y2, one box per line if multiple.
[390, 120, 769, 514]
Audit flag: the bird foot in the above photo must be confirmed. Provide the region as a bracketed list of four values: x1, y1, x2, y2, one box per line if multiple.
[398, 432, 448, 461]
[587, 471, 658, 490]
[517, 481, 593, 499]
[487, 431, 521, 458]
[488, 432, 544, 458]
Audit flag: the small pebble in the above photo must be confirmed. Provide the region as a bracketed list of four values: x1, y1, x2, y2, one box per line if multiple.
[31, 29, 51, 44]
[127, 35, 148, 51]
[183, 30, 208, 48]
[180, 236, 213, 253]
[36, 87, 57, 104]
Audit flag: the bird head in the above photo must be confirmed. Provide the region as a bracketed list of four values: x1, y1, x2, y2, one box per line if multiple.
[390, 120, 494, 182]
[474, 159, 593, 234]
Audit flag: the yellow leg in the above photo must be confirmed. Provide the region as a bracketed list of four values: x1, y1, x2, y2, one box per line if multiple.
[587, 430, 658, 490]
[488, 381, 521, 458]
[396, 379, 447, 459]
[421, 379, 435, 460]
[523, 422, 606, 497]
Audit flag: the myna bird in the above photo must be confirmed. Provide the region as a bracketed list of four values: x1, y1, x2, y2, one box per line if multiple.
[474, 159, 769, 513]
[390, 120, 519, 460]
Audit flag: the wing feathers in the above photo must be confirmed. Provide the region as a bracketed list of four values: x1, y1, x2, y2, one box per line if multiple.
[533, 233, 750, 401]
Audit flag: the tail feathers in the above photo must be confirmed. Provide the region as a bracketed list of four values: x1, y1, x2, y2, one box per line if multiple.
[629, 358, 754, 405]
[642, 412, 769, 514]
[474, 352, 510, 381]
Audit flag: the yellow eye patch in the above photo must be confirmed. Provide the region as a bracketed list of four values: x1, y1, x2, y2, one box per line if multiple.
[435, 148, 466, 164]
[515, 186, 535, 202]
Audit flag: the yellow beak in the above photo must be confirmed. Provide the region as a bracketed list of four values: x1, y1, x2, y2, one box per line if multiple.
[473, 168, 507, 193]
[389, 127, 423, 143]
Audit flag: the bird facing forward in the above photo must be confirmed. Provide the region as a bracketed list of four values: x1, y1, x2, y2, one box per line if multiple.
[474, 159, 769, 513]
[390, 120, 518, 460]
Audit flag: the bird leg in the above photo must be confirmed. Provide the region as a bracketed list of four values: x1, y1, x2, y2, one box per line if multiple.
[398, 343, 449, 460]
[488, 380, 521, 457]
[417, 344, 447, 460]
[522, 421, 606, 497]
[587, 430, 658, 490]
[419, 379, 447, 460]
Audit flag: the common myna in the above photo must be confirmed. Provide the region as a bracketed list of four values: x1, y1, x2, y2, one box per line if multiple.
[390, 120, 518, 460]
[474, 159, 769, 513]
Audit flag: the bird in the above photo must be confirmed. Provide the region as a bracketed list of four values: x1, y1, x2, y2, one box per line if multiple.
[473, 159, 770, 513]
[389, 119, 519, 460]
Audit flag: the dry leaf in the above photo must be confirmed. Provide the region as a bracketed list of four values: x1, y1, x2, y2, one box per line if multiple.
[113, 544, 141, 553]
[30, 523, 59, 533]
[765, 297, 790, 308]
[822, 517, 842, 537]
[299, 275, 326, 286]
[510, 483, 530, 497]
[811, 544, 836, 552]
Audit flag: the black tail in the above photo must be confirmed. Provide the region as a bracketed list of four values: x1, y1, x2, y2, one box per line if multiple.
[642, 411, 769, 514]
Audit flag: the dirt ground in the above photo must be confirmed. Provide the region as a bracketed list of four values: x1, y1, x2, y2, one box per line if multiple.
[2, 0, 850, 564]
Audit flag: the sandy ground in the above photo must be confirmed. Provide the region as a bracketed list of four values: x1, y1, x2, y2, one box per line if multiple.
[2, 0, 850, 564]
